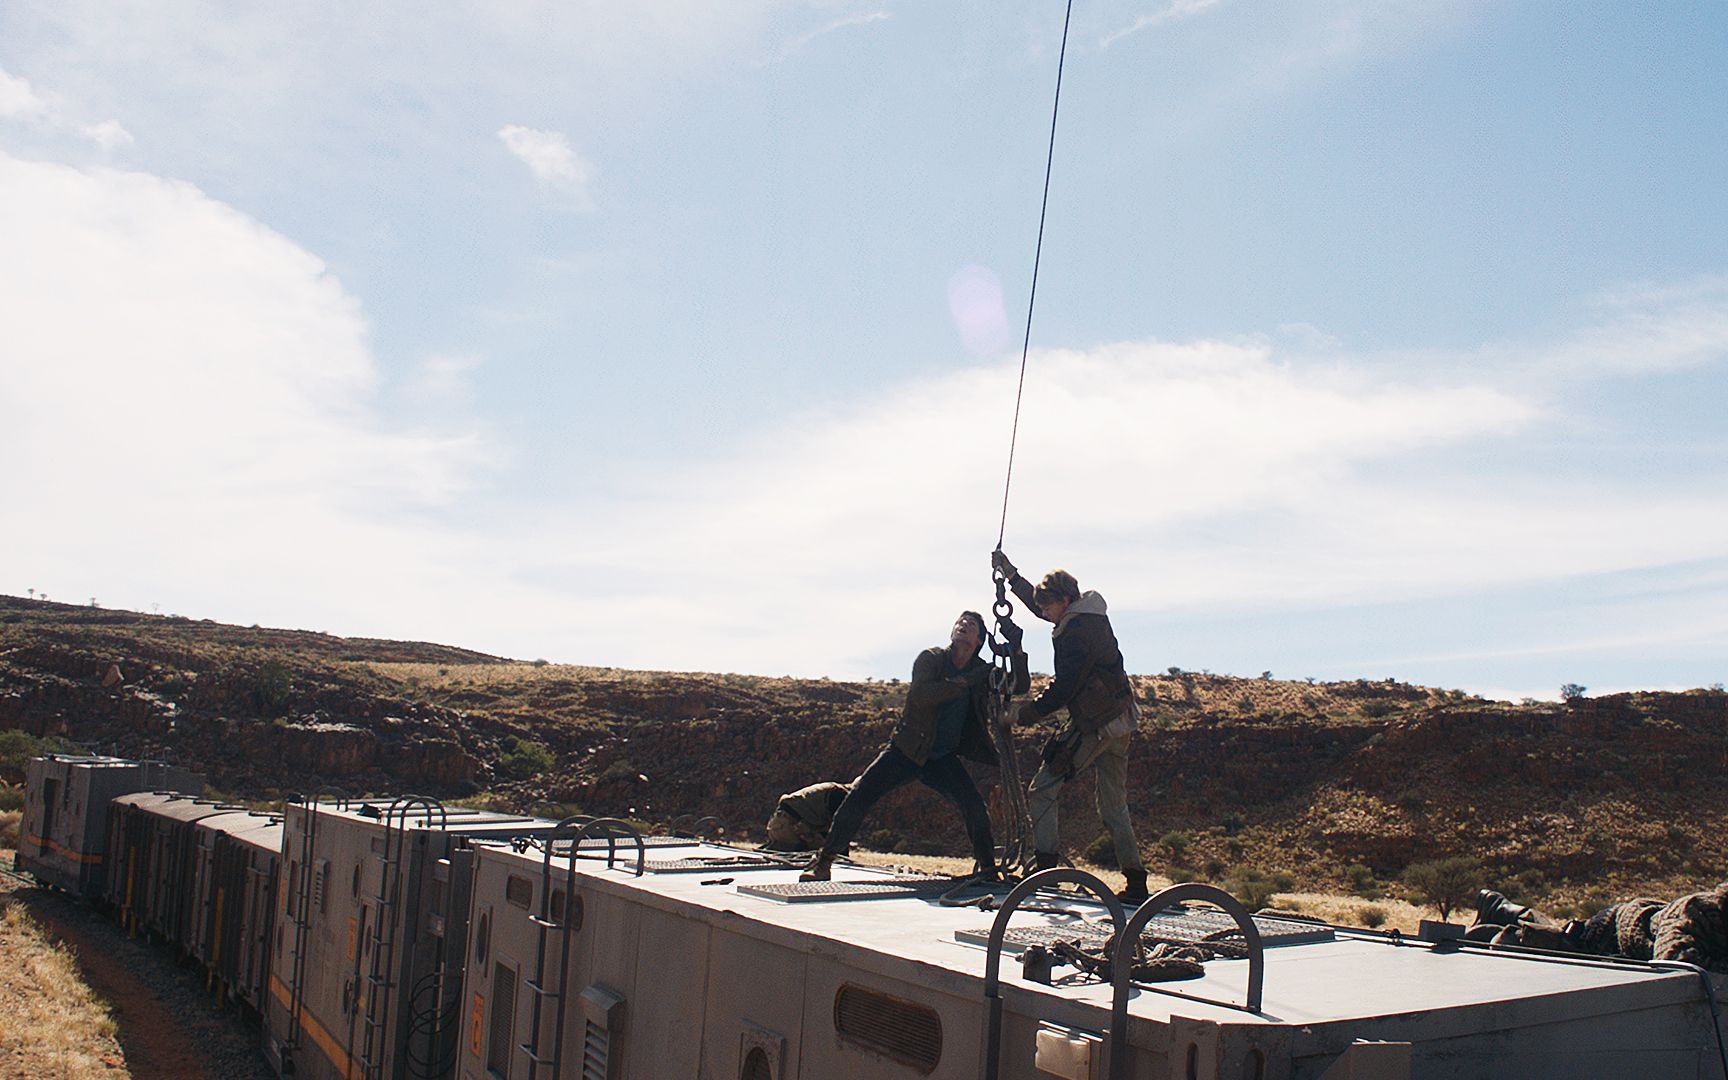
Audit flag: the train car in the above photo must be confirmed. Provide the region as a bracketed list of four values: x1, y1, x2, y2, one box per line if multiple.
[17, 749, 202, 891]
[192, 808, 285, 1016]
[264, 797, 559, 1080]
[15, 754, 204, 896]
[460, 835, 1728, 1080]
[105, 791, 246, 948]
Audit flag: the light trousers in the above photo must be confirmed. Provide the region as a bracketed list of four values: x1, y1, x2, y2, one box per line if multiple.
[1028, 727, 1144, 871]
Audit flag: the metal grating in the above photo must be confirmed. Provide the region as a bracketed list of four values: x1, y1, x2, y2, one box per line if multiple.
[581, 1018, 610, 1080]
[573, 835, 695, 849]
[833, 984, 942, 1074]
[642, 855, 789, 874]
[739, 878, 954, 903]
[955, 910, 1332, 958]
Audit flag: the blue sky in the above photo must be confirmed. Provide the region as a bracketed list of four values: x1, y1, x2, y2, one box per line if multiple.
[2, 1, 1724, 700]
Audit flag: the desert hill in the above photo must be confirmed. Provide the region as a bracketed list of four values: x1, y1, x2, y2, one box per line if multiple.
[3, 593, 1723, 915]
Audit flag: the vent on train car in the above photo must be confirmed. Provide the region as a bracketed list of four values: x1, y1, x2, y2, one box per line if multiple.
[505, 874, 533, 909]
[487, 961, 517, 1078]
[833, 984, 942, 1074]
[311, 859, 329, 913]
[580, 984, 625, 1080]
[741, 1047, 772, 1080]
[739, 1022, 785, 1080]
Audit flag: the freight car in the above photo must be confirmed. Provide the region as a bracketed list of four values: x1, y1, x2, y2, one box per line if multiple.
[192, 805, 285, 1015]
[15, 754, 1728, 1080]
[16, 753, 204, 895]
[264, 797, 560, 1080]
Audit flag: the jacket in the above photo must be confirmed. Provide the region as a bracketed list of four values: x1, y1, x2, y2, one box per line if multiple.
[890, 643, 1026, 766]
[1008, 579, 1135, 733]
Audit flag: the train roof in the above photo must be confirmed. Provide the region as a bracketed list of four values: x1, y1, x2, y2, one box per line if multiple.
[469, 838, 1719, 1045]
[193, 808, 286, 854]
[113, 791, 250, 824]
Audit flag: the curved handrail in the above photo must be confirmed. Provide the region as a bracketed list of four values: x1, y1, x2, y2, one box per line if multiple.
[571, 818, 646, 876]
[983, 869, 1126, 1080]
[383, 795, 448, 832]
[1108, 883, 1265, 1080]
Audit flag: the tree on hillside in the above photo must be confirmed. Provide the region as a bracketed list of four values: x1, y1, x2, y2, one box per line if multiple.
[1401, 856, 1483, 922]
[1561, 683, 1588, 701]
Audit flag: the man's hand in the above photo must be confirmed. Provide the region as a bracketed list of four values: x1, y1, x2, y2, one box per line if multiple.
[999, 616, 1025, 650]
[991, 549, 1018, 578]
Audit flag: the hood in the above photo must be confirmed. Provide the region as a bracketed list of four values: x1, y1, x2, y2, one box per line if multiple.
[1053, 590, 1107, 637]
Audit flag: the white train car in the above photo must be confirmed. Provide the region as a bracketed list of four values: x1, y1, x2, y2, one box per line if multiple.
[460, 836, 1728, 1080]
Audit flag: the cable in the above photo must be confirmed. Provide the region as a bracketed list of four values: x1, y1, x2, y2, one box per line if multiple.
[996, 0, 1077, 549]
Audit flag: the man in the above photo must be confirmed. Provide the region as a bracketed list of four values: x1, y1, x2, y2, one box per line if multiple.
[800, 611, 1026, 882]
[1471, 883, 1728, 973]
[992, 551, 1148, 902]
[762, 779, 854, 852]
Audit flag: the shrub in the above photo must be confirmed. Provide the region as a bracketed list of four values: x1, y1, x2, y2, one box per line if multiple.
[1358, 905, 1387, 928]
[1082, 832, 1118, 869]
[1344, 863, 1381, 899]
[597, 758, 639, 784]
[1560, 683, 1588, 701]
[1218, 811, 1245, 835]
[1202, 858, 1226, 879]
[252, 660, 293, 715]
[1360, 700, 1397, 718]
[1168, 867, 1198, 884]
[1159, 831, 1190, 860]
[498, 738, 556, 779]
[1401, 856, 1483, 921]
[0, 809, 19, 849]
[1224, 867, 1287, 910]
[0, 783, 22, 812]
[865, 829, 901, 853]
[0, 731, 45, 783]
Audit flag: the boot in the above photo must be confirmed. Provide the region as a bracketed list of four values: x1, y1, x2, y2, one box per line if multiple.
[1474, 889, 1530, 927]
[1034, 851, 1061, 873]
[1118, 868, 1150, 904]
[799, 852, 833, 882]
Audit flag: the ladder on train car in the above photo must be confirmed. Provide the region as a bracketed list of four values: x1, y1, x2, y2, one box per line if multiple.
[357, 796, 446, 1080]
[282, 789, 347, 1073]
[522, 818, 646, 1080]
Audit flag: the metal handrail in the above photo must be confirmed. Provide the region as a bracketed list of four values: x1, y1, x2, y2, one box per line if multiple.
[983, 869, 1126, 1080]
[569, 818, 647, 876]
[1108, 883, 1265, 1080]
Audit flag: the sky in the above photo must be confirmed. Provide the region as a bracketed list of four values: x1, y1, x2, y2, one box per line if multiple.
[2, 1, 1725, 701]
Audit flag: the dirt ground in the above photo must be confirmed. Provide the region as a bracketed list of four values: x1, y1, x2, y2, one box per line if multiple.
[0, 850, 274, 1080]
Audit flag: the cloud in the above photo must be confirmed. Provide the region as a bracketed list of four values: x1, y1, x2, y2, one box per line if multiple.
[497, 124, 596, 208]
[1101, 0, 1224, 48]
[0, 66, 132, 148]
[0, 151, 493, 634]
[779, 10, 891, 56]
[1537, 276, 1728, 377]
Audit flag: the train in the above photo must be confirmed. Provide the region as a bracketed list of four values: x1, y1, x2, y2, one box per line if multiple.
[14, 752, 1728, 1080]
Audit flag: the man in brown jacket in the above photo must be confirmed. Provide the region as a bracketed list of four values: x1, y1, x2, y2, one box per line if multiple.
[800, 611, 1026, 882]
[993, 552, 1148, 901]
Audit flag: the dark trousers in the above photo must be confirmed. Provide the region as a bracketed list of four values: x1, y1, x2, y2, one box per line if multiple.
[821, 745, 995, 865]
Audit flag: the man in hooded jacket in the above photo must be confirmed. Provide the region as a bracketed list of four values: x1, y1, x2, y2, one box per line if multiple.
[993, 552, 1148, 902]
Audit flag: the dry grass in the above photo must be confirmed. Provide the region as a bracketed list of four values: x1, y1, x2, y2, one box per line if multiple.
[0, 897, 125, 1078]
[0, 811, 20, 850]
[843, 850, 1434, 932]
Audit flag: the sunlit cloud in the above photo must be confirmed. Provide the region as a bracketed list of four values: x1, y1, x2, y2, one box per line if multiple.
[1101, 0, 1225, 48]
[498, 124, 596, 209]
[0, 66, 132, 149]
[779, 10, 891, 56]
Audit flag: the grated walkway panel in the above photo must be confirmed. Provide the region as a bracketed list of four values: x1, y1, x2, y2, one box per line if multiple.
[739, 878, 957, 903]
[955, 909, 1333, 958]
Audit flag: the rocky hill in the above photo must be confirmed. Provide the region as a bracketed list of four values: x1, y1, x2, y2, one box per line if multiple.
[3, 594, 1723, 913]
